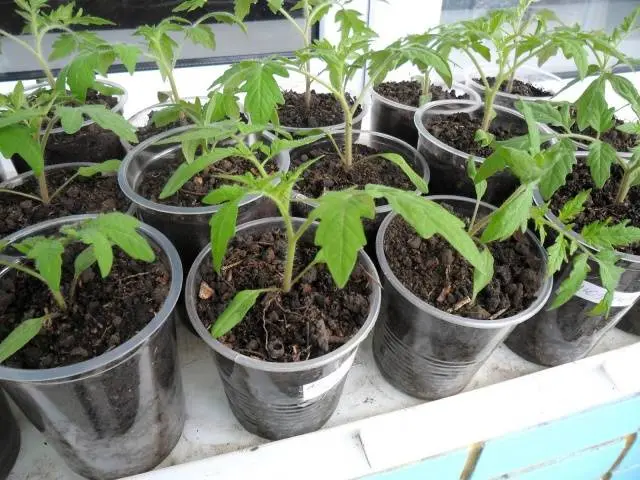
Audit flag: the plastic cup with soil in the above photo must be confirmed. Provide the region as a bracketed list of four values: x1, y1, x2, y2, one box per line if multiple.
[0, 162, 130, 239]
[276, 90, 367, 135]
[118, 125, 289, 269]
[0, 390, 20, 480]
[370, 80, 481, 146]
[414, 99, 553, 205]
[185, 217, 382, 440]
[465, 65, 561, 109]
[0, 214, 184, 480]
[288, 130, 429, 254]
[505, 155, 640, 365]
[11, 80, 128, 174]
[372, 196, 552, 400]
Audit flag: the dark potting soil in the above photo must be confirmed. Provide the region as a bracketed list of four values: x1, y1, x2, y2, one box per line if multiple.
[384, 215, 544, 320]
[557, 116, 639, 153]
[0, 244, 170, 369]
[138, 155, 278, 208]
[137, 114, 191, 144]
[482, 77, 553, 97]
[549, 161, 640, 255]
[0, 169, 128, 237]
[290, 144, 416, 199]
[196, 228, 372, 362]
[277, 90, 362, 129]
[425, 112, 528, 158]
[374, 81, 469, 108]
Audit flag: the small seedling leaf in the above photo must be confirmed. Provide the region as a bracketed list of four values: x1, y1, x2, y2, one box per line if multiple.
[211, 289, 268, 338]
[209, 200, 239, 274]
[0, 316, 46, 364]
[550, 253, 590, 309]
[376, 153, 428, 194]
[77, 159, 121, 177]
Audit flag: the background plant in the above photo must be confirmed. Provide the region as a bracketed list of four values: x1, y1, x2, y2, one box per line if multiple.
[0, 212, 156, 363]
[0, 81, 138, 205]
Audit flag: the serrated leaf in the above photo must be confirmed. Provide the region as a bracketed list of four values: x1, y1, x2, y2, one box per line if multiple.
[113, 44, 141, 74]
[587, 141, 617, 188]
[558, 190, 591, 224]
[160, 148, 237, 199]
[211, 289, 268, 338]
[376, 153, 428, 194]
[581, 221, 640, 249]
[575, 78, 614, 133]
[591, 250, 624, 317]
[235, 0, 258, 20]
[539, 139, 577, 200]
[311, 190, 376, 288]
[151, 105, 182, 128]
[478, 146, 538, 184]
[26, 238, 64, 294]
[92, 213, 155, 262]
[67, 56, 96, 101]
[608, 74, 640, 118]
[50, 34, 77, 61]
[481, 184, 535, 243]
[57, 106, 84, 134]
[80, 105, 138, 143]
[202, 184, 247, 205]
[472, 247, 494, 301]
[0, 316, 45, 364]
[0, 125, 44, 175]
[520, 101, 567, 128]
[186, 24, 216, 49]
[77, 159, 121, 177]
[516, 100, 540, 155]
[74, 247, 97, 279]
[467, 157, 486, 200]
[209, 200, 239, 274]
[616, 122, 640, 135]
[547, 236, 568, 277]
[78, 228, 113, 277]
[244, 63, 286, 125]
[551, 253, 590, 309]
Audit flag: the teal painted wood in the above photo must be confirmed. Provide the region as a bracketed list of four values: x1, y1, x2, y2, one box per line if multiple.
[511, 438, 625, 480]
[371, 449, 468, 480]
[613, 466, 640, 480]
[471, 395, 640, 478]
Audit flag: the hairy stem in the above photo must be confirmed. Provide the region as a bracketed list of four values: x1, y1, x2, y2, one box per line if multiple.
[0, 28, 55, 89]
[338, 96, 354, 168]
[468, 196, 482, 234]
[282, 213, 297, 293]
[49, 172, 79, 202]
[37, 173, 50, 204]
[616, 168, 637, 204]
[481, 87, 498, 131]
[167, 71, 181, 104]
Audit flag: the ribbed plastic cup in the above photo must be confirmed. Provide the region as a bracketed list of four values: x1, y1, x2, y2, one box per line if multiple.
[414, 100, 553, 205]
[0, 214, 184, 480]
[465, 65, 561, 108]
[0, 390, 20, 480]
[185, 217, 382, 440]
[370, 82, 481, 146]
[506, 181, 640, 366]
[373, 196, 553, 400]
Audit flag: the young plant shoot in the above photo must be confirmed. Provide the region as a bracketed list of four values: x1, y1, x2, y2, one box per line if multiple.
[0, 212, 156, 364]
[0, 82, 138, 204]
[473, 100, 640, 317]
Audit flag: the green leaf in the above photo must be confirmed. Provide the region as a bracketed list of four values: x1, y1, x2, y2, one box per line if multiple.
[49, 33, 77, 61]
[472, 247, 494, 301]
[79, 105, 138, 143]
[243, 62, 286, 125]
[481, 184, 535, 243]
[587, 141, 617, 188]
[376, 153, 428, 194]
[160, 148, 237, 199]
[575, 78, 614, 133]
[547, 236, 568, 277]
[202, 184, 247, 205]
[92, 213, 156, 262]
[581, 221, 640, 249]
[151, 105, 182, 128]
[558, 190, 591, 224]
[516, 100, 540, 155]
[74, 247, 97, 279]
[539, 139, 577, 200]
[78, 228, 113, 277]
[608, 74, 640, 118]
[467, 157, 486, 201]
[210, 200, 239, 274]
[616, 122, 640, 135]
[520, 101, 567, 128]
[0, 125, 44, 175]
[77, 159, 121, 177]
[0, 316, 45, 364]
[591, 250, 623, 317]
[478, 146, 538, 184]
[550, 253, 590, 309]
[186, 24, 216, 49]
[67, 56, 96, 101]
[57, 106, 85, 134]
[113, 44, 141, 74]
[311, 190, 376, 288]
[27, 239, 65, 294]
[235, 0, 258, 20]
[211, 289, 267, 338]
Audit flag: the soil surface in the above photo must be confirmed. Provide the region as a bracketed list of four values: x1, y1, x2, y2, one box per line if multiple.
[374, 81, 469, 108]
[196, 228, 372, 362]
[425, 112, 528, 158]
[0, 244, 170, 369]
[290, 144, 416, 199]
[549, 161, 640, 255]
[137, 114, 191, 144]
[558, 116, 639, 153]
[138, 155, 278, 208]
[384, 215, 544, 319]
[482, 77, 553, 97]
[277, 90, 362, 129]
[0, 168, 128, 237]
